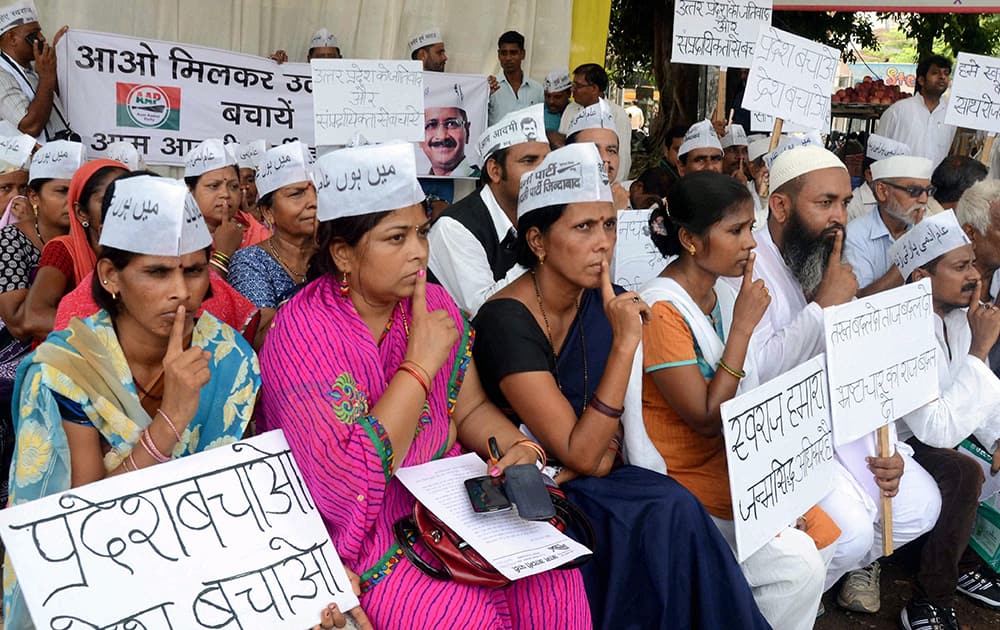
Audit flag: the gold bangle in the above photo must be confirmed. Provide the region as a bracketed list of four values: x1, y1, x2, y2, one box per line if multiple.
[717, 359, 746, 379]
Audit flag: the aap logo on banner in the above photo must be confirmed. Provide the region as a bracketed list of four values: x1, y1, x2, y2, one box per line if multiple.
[116, 83, 182, 130]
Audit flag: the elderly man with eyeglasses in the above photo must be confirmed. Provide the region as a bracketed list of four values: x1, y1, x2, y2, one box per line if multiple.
[843, 154, 935, 298]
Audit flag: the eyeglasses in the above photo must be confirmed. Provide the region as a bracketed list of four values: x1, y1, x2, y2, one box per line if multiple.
[881, 180, 937, 198]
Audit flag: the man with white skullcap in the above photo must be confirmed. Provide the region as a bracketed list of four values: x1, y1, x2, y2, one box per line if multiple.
[730, 145, 939, 617]
[846, 134, 912, 223]
[543, 69, 572, 136]
[844, 151, 934, 298]
[720, 123, 749, 180]
[884, 209, 1000, 625]
[564, 101, 630, 209]
[488, 31, 543, 126]
[0, 1, 68, 142]
[746, 134, 771, 226]
[428, 103, 549, 315]
[558, 63, 632, 180]
[409, 27, 447, 72]
[269, 28, 342, 64]
[677, 119, 723, 176]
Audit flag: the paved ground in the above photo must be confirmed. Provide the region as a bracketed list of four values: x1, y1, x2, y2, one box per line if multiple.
[816, 545, 1000, 630]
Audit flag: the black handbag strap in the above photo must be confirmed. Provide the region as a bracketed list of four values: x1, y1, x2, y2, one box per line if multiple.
[392, 514, 452, 581]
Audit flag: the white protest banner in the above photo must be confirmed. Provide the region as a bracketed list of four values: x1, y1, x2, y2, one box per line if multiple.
[0, 430, 359, 630]
[417, 72, 490, 179]
[58, 29, 314, 167]
[744, 26, 838, 131]
[395, 453, 591, 580]
[823, 279, 939, 445]
[611, 208, 668, 292]
[945, 52, 1000, 134]
[749, 111, 821, 134]
[311, 59, 423, 146]
[721, 354, 835, 562]
[672, 0, 773, 69]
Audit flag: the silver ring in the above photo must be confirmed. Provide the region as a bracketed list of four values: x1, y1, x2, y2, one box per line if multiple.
[632, 296, 641, 303]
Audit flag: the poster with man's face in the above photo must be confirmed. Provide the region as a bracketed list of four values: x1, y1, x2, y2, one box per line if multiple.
[417, 72, 489, 179]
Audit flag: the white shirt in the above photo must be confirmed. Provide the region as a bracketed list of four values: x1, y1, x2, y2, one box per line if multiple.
[876, 94, 956, 168]
[747, 180, 768, 229]
[488, 74, 544, 126]
[846, 181, 877, 223]
[899, 308, 1000, 449]
[427, 186, 527, 316]
[559, 99, 633, 183]
[0, 52, 68, 143]
[843, 207, 895, 291]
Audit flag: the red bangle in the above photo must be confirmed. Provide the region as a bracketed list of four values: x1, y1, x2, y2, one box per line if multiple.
[589, 394, 624, 419]
[398, 364, 430, 397]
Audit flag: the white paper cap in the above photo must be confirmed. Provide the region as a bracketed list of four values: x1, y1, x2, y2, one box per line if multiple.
[720, 124, 748, 149]
[889, 210, 971, 280]
[227, 139, 266, 170]
[184, 139, 235, 178]
[866, 134, 911, 162]
[0, 133, 34, 173]
[310, 28, 338, 50]
[425, 82, 465, 110]
[99, 176, 212, 257]
[769, 145, 845, 194]
[0, 1, 37, 36]
[408, 28, 443, 54]
[517, 143, 612, 220]
[748, 137, 772, 162]
[679, 119, 723, 156]
[763, 131, 825, 170]
[28, 140, 82, 183]
[255, 141, 314, 198]
[544, 69, 572, 93]
[314, 142, 425, 221]
[478, 103, 546, 167]
[565, 100, 616, 139]
[870, 155, 933, 182]
[104, 141, 142, 171]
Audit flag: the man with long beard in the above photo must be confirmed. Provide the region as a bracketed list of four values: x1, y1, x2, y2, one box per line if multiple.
[844, 154, 934, 297]
[734, 145, 941, 621]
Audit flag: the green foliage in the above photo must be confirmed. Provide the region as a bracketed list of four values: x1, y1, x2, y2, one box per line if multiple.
[880, 13, 1000, 59]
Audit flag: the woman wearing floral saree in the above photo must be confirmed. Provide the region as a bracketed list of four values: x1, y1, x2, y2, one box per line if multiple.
[260, 142, 590, 630]
[3, 176, 261, 630]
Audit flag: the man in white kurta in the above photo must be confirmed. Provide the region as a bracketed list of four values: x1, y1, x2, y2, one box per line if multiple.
[876, 55, 956, 168]
[736, 146, 940, 620]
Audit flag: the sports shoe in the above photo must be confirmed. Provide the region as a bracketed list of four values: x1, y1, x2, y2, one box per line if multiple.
[956, 569, 1000, 609]
[836, 561, 881, 613]
[899, 600, 953, 630]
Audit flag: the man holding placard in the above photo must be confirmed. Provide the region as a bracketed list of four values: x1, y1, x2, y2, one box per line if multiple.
[877, 55, 956, 169]
[844, 153, 934, 298]
[883, 209, 1000, 624]
[428, 103, 548, 316]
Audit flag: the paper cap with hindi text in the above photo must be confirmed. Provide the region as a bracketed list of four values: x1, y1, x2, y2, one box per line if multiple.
[0, 133, 34, 174]
[748, 137, 772, 163]
[544, 69, 572, 93]
[762, 131, 825, 170]
[228, 140, 267, 170]
[0, 1, 37, 36]
[408, 28, 443, 54]
[477, 103, 546, 167]
[99, 176, 213, 257]
[888, 210, 971, 280]
[255, 141, 314, 198]
[310, 28, 338, 50]
[678, 119, 722, 157]
[517, 143, 612, 220]
[314, 142, 425, 221]
[866, 134, 911, 162]
[870, 155, 933, 182]
[565, 100, 616, 139]
[105, 141, 143, 171]
[768, 145, 845, 194]
[28, 140, 82, 183]
[720, 124, 748, 149]
[184, 139, 235, 178]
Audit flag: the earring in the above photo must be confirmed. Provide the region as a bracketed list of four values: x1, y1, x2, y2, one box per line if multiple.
[102, 279, 108, 285]
[81, 221, 90, 228]
[337, 272, 351, 297]
[31, 204, 38, 217]
[112, 292, 119, 301]
[687, 245, 696, 255]
[538, 254, 545, 265]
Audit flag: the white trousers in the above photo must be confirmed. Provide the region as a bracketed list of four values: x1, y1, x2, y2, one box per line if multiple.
[818, 436, 942, 591]
[712, 517, 830, 630]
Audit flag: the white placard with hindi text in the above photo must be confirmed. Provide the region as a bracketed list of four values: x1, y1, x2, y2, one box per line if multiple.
[721, 355, 835, 562]
[311, 58, 424, 146]
[394, 453, 591, 581]
[611, 208, 668, 292]
[823, 279, 939, 445]
[672, 0, 773, 69]
[744, 26, 838, 131]
[0, 430, 358, 630]
[945, 52, 1000, 134]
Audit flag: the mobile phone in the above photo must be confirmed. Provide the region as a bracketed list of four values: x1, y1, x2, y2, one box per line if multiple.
[24, 33, 42, 55]
[464, 475, 511, 513]
[504, 464, 555, 521]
